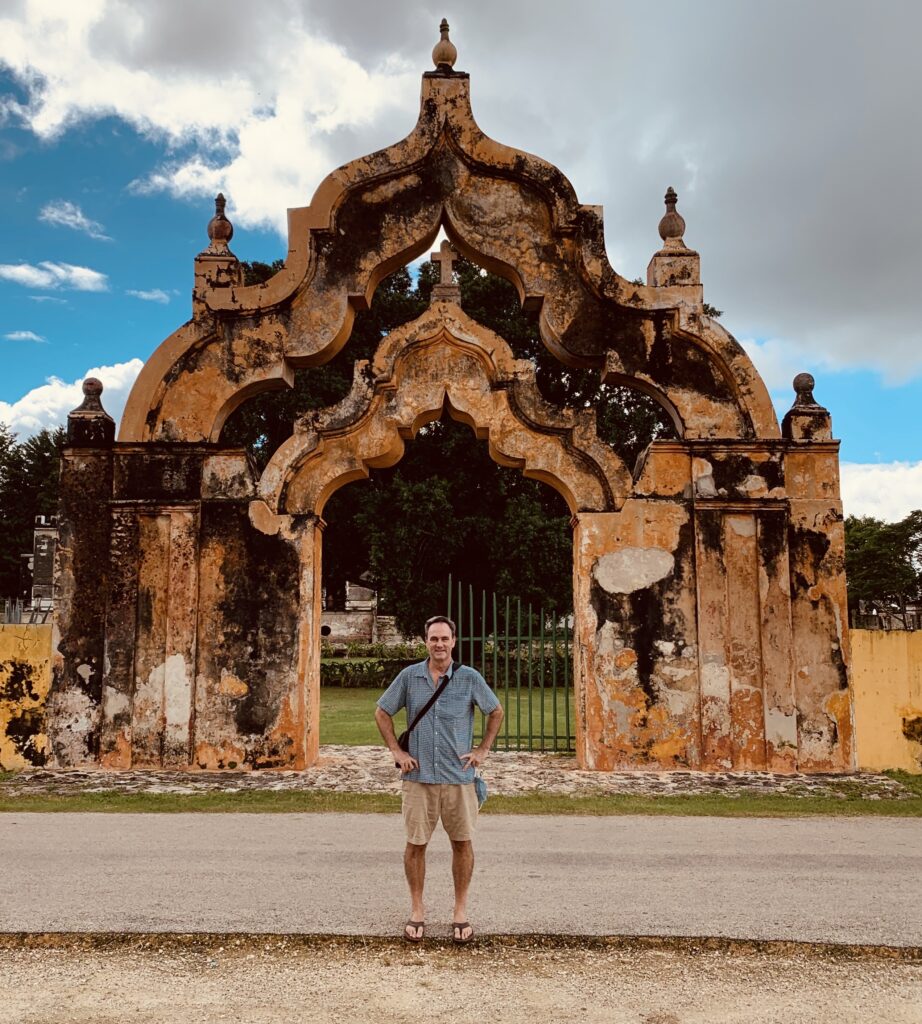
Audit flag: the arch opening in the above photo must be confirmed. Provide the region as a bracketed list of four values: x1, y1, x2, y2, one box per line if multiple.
[317, 411, 577, 753]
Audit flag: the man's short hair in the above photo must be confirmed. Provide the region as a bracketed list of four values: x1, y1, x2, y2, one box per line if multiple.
[424, 615, 457, 639]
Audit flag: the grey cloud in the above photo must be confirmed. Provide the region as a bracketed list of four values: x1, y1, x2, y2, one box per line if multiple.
[301, 0, 922, 379]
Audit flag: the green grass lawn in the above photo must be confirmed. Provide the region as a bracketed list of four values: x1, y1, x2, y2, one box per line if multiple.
[321, 686, 575, 751]
[1, 785, 920, 816]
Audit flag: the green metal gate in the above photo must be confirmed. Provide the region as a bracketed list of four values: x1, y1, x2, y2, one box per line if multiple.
[446, 576, 574, 753]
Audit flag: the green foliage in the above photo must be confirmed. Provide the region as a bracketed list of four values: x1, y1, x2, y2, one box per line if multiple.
[845, 511, 922, 619]
[702, 302, 723, 318]
[0, 425, 66, 597]
[320, 658, 418, 688]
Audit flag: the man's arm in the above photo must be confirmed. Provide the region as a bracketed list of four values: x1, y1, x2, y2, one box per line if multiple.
[461, 705, 504, 769]
[374, 706, 418, 773]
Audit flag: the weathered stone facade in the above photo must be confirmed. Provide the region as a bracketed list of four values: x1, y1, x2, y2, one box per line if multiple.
[49, 26, 854, 772]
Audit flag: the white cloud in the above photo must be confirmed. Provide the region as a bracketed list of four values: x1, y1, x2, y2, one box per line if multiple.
[39, 199, 111, 240]
[0, 359, 144, 439]
[28, 295, 67, 304]
[0, 261, 108, 291]
[841, 462, 922, 522]
[0, 2, 418, 235]
[126, 288, 169, 303]
[4, 330, 46, 342]
[740, 338, 815, 394]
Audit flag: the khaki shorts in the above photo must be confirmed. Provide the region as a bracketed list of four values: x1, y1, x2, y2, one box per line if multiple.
[402, 781, 479, 845]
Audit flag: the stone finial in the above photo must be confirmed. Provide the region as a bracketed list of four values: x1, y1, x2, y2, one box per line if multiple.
[782, 372, 832, 441]
[792, 372, 822, 408]
[432, 18, 457, 70]
[205, 193, 234, 253]
[658, 187, 686, 246]
[647, 186, 700, 296]
[67, 377, 115, 446]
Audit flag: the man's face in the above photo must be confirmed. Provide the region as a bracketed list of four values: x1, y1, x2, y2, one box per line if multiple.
[426, 624, 455, 662]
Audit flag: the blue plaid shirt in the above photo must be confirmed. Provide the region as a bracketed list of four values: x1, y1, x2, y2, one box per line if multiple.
[377, 660, 501, 784]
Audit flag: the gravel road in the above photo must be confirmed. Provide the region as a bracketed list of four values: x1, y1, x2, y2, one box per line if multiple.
[2, 940, 919, 1024]
[3, 813, 920, 945]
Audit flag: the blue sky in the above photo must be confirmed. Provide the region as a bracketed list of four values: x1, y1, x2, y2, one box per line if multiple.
[1, 1, 920, 520]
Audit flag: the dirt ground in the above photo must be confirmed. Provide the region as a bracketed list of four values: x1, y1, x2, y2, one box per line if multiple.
[1, 939, 919, 1024]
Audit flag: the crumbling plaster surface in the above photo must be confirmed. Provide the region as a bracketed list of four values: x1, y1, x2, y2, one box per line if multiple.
[258, 303, 629, 519]
[118, 71, 777, 449]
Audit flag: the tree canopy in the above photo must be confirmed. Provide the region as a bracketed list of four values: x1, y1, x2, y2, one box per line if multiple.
[0, 425, 66, 599]
[844, 511, 922, 624]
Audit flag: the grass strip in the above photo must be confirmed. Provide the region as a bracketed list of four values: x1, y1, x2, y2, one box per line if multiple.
[1, 789, 920, 816]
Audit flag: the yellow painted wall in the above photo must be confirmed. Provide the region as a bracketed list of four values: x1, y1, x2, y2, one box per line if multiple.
[0, 624, 52, 769]
[852, 629, 922, 773]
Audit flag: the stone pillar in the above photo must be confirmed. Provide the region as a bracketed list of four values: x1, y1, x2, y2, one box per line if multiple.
[756, 508, 798, 772]
[48, 379, 115, 766]
[783, 375, 854, 770]
[573, 500, 699, 770]
[192, 500, 314, 769]
[123, 506, 200, 768]
[98, 507, 139, 767]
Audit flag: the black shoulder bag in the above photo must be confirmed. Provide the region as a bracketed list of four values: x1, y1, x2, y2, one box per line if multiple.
[394, 661, 461, 767]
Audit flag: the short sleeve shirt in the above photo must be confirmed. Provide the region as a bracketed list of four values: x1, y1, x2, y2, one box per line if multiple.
[377, 660, 501, 785]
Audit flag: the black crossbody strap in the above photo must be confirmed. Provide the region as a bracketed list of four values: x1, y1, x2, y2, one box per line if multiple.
[406, 661, 461, 735]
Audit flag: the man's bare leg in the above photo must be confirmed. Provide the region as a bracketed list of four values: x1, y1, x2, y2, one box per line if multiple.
[404, 842, 427, 939]
[450, 839, 474, 941]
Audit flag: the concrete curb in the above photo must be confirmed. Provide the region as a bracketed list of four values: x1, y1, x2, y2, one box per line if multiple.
[2, 932, 920, 961]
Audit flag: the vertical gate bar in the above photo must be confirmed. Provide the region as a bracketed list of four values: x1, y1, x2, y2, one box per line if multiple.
[456, 581, 465, 651]
[493, 590, 499, 746]
[539, 608, 545, 751]
[481, 588, 487, 679]
[447, 574, 452, 619]
[480, 588, 487, 740]
[516, 597, 522, 751]
[564, 613, 572, 751]
[504, 595, 511, 747]
[552, 613, 558, 752]
[527, 603, 533, 750]
[468, 583, 474, 667]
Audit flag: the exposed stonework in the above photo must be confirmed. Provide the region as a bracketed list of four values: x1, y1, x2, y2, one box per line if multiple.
[49, 24, 854, 772]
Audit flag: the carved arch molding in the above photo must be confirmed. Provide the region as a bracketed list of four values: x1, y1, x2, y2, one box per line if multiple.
[46, 52, 854, 775]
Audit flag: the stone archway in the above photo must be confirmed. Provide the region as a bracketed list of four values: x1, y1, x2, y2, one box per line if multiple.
[48, 26, 854, 772]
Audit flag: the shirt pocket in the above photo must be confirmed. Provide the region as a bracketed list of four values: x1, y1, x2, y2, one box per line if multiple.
[438, 695, 471, 720]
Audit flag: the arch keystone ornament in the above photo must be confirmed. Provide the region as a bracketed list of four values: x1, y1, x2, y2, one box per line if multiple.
[50, 24, 854, 772]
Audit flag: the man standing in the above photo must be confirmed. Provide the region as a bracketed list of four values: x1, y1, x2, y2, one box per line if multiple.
[375, 615, 504, 944]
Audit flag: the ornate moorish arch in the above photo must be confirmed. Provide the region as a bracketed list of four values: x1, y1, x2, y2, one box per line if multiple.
[49, 24, 854, 773]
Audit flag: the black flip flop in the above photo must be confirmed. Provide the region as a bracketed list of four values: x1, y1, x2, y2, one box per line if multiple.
[451, 922, 474, 944]
[403, 920, 425, 943]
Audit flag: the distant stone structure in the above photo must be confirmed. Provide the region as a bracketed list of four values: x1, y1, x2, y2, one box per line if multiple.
[29, 516, 57, 608]
[48, 22, 853, 772]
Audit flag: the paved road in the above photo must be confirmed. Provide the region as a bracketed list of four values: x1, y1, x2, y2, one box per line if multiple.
[2, 813, 919, 945]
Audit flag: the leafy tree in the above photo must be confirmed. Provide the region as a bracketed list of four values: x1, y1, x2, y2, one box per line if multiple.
[0, 426, 66, 598]
[845, 511, 922, 624]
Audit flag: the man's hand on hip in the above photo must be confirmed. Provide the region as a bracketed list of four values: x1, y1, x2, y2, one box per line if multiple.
[395, 751, 418, 773]
[461, 747, 489, 769]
